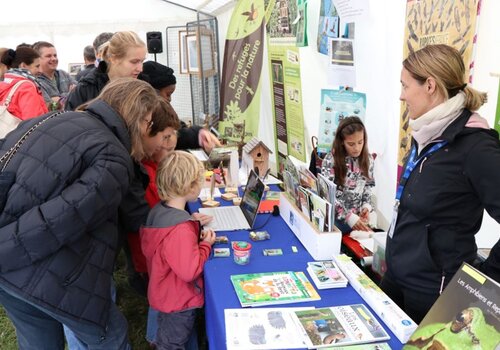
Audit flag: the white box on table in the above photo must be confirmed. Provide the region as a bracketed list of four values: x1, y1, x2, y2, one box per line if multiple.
[279, 192, 341, 260]
[333, 254, 417, 343]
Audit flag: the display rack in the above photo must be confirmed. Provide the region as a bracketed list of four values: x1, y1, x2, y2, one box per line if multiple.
[279, 192, 341, 260]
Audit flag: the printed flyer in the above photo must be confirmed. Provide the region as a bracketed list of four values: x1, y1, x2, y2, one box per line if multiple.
[317, 89, 366, 154]
[328, 38, 356, 87]
[317, 0, 340, 55]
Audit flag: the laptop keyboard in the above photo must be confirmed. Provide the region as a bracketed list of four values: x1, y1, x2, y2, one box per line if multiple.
[209, 206, 248, 231]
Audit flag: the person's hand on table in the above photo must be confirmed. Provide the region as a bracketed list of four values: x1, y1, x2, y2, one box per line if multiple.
[201, 228, 216, 245]
[192, 212, 213, 226]
[352, 219, 373, 232]
[199, 129, 221, 154]
[360, 208, 370, 222]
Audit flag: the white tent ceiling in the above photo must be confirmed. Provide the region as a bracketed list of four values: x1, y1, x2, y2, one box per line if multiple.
[165, 0, 235, 15]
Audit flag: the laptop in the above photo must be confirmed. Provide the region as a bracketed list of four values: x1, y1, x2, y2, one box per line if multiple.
[199, 170, 265, 231]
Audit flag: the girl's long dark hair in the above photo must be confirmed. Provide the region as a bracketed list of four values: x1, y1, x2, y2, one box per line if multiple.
[331, 116, 370, 187]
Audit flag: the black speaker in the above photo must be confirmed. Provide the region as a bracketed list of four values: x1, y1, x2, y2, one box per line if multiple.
[146, 31, 163, 54]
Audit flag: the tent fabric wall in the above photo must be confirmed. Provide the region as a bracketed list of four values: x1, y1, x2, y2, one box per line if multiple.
[1, 0, 498, 248]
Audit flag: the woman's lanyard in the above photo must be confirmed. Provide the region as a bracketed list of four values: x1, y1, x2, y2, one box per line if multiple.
[388, 141, 447, 238]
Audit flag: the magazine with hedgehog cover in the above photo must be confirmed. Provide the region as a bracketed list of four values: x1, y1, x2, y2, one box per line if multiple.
[224, 307, 313, 349]
[405, 262, 500, 350]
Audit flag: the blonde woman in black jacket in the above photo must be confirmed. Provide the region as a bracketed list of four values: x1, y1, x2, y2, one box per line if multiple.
[0, 78, 163, 349]
[382, 44, 500, 324]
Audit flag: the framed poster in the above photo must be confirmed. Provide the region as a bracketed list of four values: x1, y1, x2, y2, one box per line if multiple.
[185, 28, 216, 77]
[178, 30, 191, 74]
[186, 34, 199, 73]
[68, 63, 83, 78]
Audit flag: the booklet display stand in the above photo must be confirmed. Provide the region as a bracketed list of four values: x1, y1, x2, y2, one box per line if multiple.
[279, 193, 341, 260]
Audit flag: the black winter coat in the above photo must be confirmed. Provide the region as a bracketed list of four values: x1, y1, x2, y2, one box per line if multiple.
[386, 109, 500, 295]
[65, 61, 110, 111]
[0, 100, 137, 329]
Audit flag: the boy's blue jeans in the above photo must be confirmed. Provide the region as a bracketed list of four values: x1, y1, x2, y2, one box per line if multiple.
[0, 285, 130, 350]
[148, 306, 199, 349]
[157, 308, 199, 350]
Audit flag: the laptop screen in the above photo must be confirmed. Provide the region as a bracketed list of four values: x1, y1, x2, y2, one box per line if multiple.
[240, 170, 265, 228]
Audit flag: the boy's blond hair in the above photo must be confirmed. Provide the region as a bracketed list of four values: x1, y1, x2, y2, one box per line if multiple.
[156, 151, 205, 201]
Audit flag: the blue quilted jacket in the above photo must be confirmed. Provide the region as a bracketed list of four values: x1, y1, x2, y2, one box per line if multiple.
[0, 100, 136, 329]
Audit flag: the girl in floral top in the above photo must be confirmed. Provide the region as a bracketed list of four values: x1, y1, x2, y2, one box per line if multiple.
[321, 116, 375, 233]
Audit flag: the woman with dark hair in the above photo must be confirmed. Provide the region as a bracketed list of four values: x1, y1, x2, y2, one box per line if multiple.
[0, 78, 163, 349]
[0, 47, 8, 80]
[0, 47, 48, 121]
[139, 60, 221, 153]
[321, 116, 375, 233]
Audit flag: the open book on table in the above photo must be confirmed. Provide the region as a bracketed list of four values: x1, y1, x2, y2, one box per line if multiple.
[224, 305, 391, 350]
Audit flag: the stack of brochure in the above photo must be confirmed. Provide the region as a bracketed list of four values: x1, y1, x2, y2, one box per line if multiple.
[230, 271, 321, 307]
[306, 261, 348, 289]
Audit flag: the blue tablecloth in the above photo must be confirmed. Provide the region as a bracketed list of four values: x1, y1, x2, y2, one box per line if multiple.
[188, 193, 404, 350]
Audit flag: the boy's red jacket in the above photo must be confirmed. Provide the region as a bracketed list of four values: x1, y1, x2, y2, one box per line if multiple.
[140, 203, 212, 313]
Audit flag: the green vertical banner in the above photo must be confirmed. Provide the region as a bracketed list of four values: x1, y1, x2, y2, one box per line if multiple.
[295, 0, 308, 47]
[265, 0, 307, 173]
[495, 79, 500, 137]
[219, 0, 266, 143]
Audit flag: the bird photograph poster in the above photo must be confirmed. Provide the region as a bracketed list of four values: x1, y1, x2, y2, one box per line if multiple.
[317, 0, 340, 55]
[397, 0, 481, 174]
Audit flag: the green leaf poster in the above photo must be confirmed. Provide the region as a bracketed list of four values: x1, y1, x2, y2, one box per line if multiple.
[219, 0, 267, 142]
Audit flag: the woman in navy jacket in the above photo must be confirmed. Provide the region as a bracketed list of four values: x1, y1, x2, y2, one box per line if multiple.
[381, 44, 500, 324]
[0, 78, 162, 349]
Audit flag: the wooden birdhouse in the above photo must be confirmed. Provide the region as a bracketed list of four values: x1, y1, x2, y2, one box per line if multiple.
[242, 137, 272, 177]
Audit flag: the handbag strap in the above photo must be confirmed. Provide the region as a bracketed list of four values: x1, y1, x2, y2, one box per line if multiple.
[0, 111, 65, 172]
[2, 80, 29, 107]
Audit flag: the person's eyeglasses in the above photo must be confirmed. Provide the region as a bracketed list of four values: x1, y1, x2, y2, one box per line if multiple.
[143, 118, 154, 129]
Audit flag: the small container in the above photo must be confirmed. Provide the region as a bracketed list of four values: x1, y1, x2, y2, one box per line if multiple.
[232, 241, 252, 265]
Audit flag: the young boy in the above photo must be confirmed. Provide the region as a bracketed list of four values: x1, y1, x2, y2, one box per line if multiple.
[140, 151, 216, 349]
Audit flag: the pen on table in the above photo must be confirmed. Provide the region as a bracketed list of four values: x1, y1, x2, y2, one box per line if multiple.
[210, 173, 215, 201]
